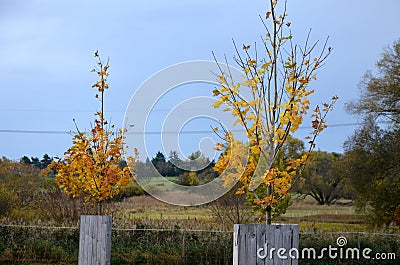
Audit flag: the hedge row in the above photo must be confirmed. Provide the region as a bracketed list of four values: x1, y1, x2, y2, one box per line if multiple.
[0, 225, 232, 265]
[1, 225, 399, 264]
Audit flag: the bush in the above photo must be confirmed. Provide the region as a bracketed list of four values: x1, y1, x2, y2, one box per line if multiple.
[0, 187, 18, 217]
[110, 182, 146, 201]
[299, 232, 400, 264]
[0, 225, 232, 265]
[0, 225, 79, 264]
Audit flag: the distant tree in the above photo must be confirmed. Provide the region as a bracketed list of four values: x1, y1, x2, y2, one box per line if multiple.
[197, 160, 219, 183]
[0, 186, 18, 217]
[177, 151, 219, 185]
[168, 151, 183, 176]
[135, 158, 157, 183]
[20, 156, 32, 165]
[40, 154, 53, 169]
[294, 151, 347, 205]
[20, 154, 53, 169]
[0, 157, 42, 213]
[187, 171, 199, 186]
[186, 151, 210, 170]
[152, 151, 166, 164]
[343, 118, 400, 226]
[187, 151, 201, 161]
[345, 39, 400, 226]
[163, 161, 177, 177]
[180, 171, 199, 186]
[168, 151, 179, 162]
[281, 137, 305, 159]
[31, 157, 41, 169]
[347, 38, 400, 123]
[151, 151, 170, 176]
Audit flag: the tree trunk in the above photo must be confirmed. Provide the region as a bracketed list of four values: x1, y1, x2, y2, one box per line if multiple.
[266, 185, 272, 224]
[98, 201, 103, 215]
[266, 207, 272, 225]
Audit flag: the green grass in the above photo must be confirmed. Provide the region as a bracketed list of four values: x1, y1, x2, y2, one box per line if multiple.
[140, 176, 181, 192]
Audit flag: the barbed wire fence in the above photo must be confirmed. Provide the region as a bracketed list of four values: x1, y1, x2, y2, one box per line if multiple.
[1, 224, 400, 264]
[0, 224, 233, 265]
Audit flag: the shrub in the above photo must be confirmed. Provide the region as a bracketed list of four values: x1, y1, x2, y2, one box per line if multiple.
[0, 187, 18, 217]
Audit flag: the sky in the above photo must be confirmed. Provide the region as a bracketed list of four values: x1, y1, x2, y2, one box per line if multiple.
[0, 0, 399, 161]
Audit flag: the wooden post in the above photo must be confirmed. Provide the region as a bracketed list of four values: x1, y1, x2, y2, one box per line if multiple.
[233, 224, 299, 265]
[79, 215, 112, 265]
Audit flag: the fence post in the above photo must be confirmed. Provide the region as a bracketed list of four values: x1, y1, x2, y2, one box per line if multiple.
[233, 224, 299, 265]
[78, 215, 112, 265]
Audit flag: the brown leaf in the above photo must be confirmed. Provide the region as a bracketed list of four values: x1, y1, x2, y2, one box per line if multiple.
[312, 119, 319, 129]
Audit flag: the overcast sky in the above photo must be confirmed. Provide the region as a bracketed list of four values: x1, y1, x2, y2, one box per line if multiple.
[1, 0, 399, 161]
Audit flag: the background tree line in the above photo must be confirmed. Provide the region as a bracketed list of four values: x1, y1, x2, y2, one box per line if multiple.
[135, 150, 218, 186]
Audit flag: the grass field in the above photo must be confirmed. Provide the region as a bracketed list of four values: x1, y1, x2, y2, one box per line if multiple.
[278, 197, 368, 232]
[109, 194, 380, 233]
[111, 176, 383, 233]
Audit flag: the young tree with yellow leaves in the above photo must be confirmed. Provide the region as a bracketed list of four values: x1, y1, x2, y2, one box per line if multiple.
[213, 0, 337, 224]
[50, 52, 137, 215]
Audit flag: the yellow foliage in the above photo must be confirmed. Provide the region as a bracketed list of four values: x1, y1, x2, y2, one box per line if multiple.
[52, 116, 138, 204]
[50, 52, 138, 211]
[211, 0, 336, 221]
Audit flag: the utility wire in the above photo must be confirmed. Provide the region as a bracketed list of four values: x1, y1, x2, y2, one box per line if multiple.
[0, 122, 368, 135]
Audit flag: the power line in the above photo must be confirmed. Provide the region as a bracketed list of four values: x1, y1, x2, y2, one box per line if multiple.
[0, 122, 367, 135]
[0, 108, 208, 113]
[0, 129, 74, 135]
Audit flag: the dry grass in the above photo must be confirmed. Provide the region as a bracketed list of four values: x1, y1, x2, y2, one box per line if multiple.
[103, 195, 375, 232]
[114, 195, 211, 219]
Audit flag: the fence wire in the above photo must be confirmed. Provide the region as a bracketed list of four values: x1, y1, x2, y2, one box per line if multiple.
[1, 224, 400, 265]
